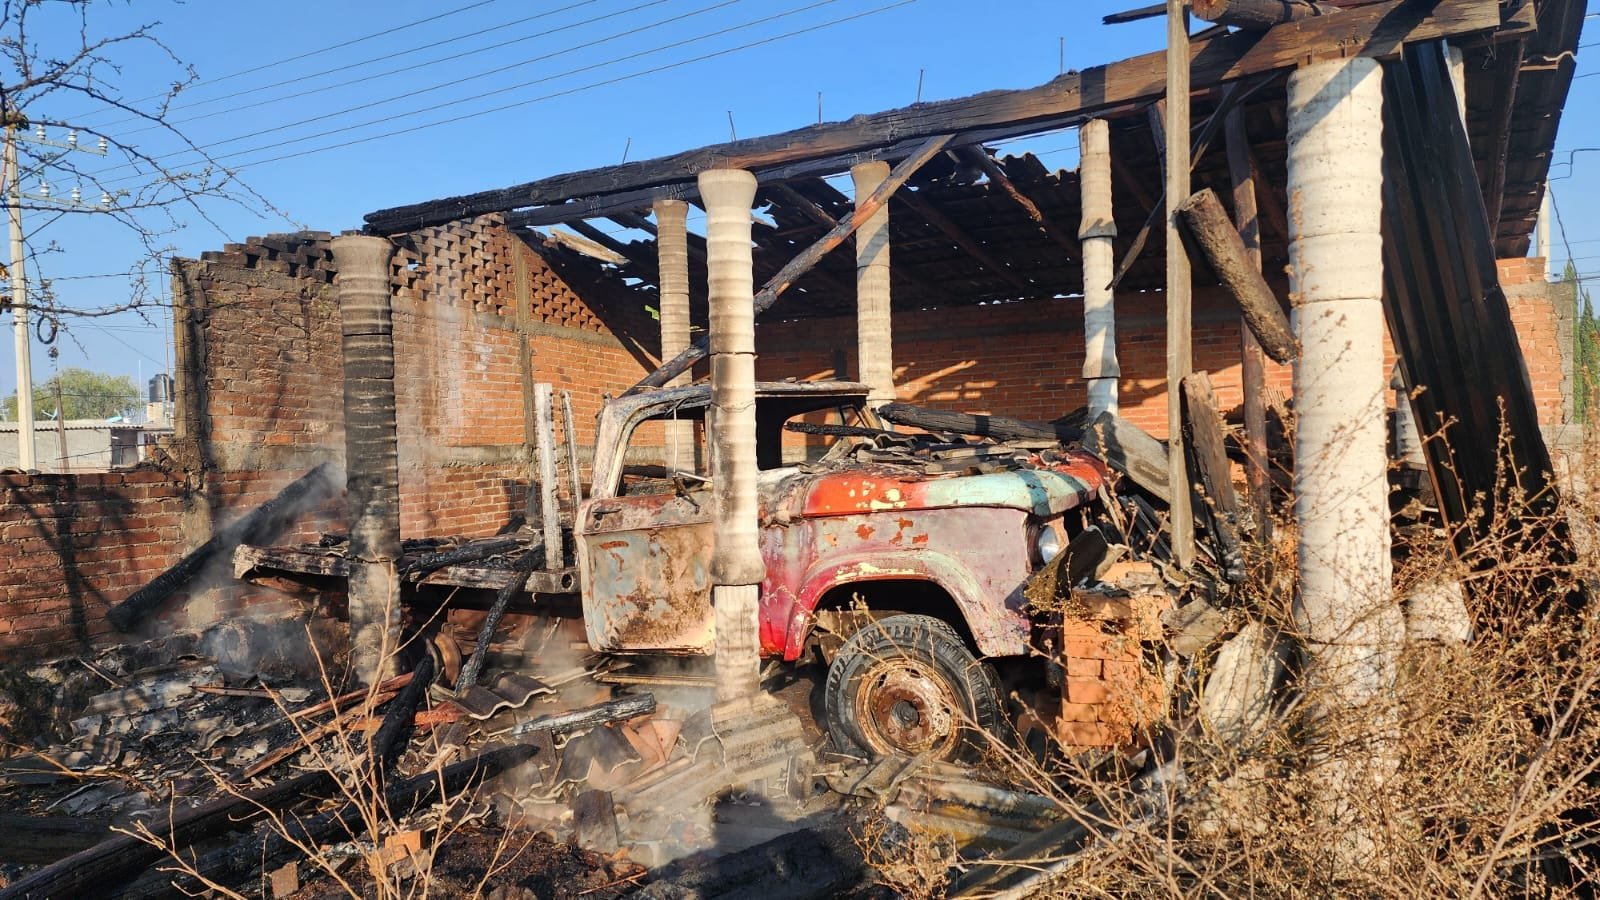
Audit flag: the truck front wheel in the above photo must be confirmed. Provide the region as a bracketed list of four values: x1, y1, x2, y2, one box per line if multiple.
[824, 614, 1005, 760]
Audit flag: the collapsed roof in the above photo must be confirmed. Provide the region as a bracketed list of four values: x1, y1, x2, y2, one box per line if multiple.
[362, 0, 1582, 323]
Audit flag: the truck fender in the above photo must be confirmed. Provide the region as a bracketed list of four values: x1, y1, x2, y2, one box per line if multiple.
[782, 549, 1028, 660]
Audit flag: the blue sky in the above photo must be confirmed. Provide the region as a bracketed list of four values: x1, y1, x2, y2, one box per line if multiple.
[1, 0, 1594, 401]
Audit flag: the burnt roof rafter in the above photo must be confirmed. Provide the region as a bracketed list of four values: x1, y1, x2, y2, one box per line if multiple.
[364, 0, 1514, 236]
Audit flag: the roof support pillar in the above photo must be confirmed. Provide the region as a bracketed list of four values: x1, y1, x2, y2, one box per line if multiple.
[1165, 0, 1195, 568]
[333, 233, 402, 686]
[1286, 55, 1401, 866]
[852, 161, 896, 410]
[654, 197, 696, 470]
[1079, 119, 1120, 417]
[700, 168, 765, 703]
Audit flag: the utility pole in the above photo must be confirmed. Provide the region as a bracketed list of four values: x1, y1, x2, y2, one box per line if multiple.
[6, 116, 34, 469]
[3, 114, 107, 469]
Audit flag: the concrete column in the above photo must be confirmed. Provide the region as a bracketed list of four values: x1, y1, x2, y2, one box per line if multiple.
[1286, 56, 1402, 863]
[852, 161, 895, 408]
[1078, 119, 1120, 416]
[654, 197, 695, 470]
[332, 234, 402, 685]
[699, 168, 765, 702]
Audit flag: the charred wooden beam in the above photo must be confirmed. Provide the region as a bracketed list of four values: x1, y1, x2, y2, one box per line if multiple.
[1104, 2, 1177, 25]
[564, 219, 640, 264]
[1181, 372, 1246, 581]
[365, 0, 1504, 234]
[1175, 187, 1298, 362]
[1483, 38, 1524, 239]
[898, 191, 1036, 294]
[628, 135, 953, 393]
[1083, 411, 1172, 504]
[106, 463, 339, 631]
[959, 147, 1081, 261]
[119, 745, 538, 900]
[0, 815, 120, 866]
[369, 654, 436, 783]
[1192, 0, 1339, 29]
[455, 549, 543, 693]
[1224, 107, 1273, 538]
[876, 402, 1081, 445]
[400, 538, 520, 578]
[790, 179, 959, 304]
[0, 765, 339, 899]
[506, 692, 658, 738]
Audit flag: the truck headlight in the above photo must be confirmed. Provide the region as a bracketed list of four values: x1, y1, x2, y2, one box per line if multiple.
[1032, 522, 1064, 566]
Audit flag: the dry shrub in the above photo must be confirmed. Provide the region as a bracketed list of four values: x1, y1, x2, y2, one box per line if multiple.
[942, 431, 1600, 898]
[856, 814, 960, 900]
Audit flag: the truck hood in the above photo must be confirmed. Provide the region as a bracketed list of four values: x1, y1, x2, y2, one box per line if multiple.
[759, 451, 1106, 524]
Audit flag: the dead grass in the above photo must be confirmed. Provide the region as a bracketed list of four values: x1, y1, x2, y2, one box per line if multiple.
[851, 427, 1600, 898]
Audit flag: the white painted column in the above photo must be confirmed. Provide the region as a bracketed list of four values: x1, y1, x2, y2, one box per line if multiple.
[1079, 119, 1120, 416]
[700, 168, 765, 702]
[332, 233, 403, 684]
[852, 161, 895, 409]
[1286, 55, 1402, 864]
[654, 197, 694, 470]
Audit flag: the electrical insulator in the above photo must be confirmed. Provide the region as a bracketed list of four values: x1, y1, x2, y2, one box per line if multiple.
[97, 136, 107, 153]
[37, 181, 49, 198]
[70, 185, 80, 202]
[100, 191, 112, 207]
[66, 131, 77, 147]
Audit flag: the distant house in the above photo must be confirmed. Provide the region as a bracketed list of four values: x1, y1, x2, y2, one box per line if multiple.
[0, 420, 170, 472]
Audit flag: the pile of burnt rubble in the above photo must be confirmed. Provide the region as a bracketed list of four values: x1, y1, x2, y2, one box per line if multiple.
[0, 612, 1129, 900]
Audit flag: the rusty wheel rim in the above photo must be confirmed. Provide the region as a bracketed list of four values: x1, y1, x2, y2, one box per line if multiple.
[854, 657, 961, 758]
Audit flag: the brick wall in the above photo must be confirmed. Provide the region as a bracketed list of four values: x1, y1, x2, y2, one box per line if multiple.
[760, 285, 1297, 438]
[177, 217, 661, 544]
[1500, 257, 1572, 428]
[0, 473, 188, 660]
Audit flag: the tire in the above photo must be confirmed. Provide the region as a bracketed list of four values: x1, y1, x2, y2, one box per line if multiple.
[824, 614, 1006, 760]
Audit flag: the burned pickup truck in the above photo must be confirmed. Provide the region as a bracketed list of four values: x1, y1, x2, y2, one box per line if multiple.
[234, 380, 1179, 761]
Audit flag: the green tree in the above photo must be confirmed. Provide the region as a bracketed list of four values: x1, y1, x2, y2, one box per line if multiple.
[1570, 262, 1599, 423]
[1, 367, 138, 421]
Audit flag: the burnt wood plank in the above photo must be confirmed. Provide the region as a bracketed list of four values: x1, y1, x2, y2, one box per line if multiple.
[1175, 187, 1297, 362]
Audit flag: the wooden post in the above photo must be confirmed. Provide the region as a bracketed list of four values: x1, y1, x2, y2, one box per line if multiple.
[1165, 0, 1195, 569]
[561, 389, 583, 506]
[533, 383, 562, 570]
[1224, 108, 1272, 539]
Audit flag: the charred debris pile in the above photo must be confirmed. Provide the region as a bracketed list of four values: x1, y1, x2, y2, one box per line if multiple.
[0, 390, 1278, 899]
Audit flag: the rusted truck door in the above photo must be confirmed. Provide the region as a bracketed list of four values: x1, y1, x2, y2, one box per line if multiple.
[576, 487, 716, 654]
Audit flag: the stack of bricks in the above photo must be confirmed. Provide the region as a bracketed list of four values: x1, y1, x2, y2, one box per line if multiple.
[1056, 591, 1169, 749]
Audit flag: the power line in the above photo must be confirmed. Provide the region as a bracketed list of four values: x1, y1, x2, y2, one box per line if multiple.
[98, 0, 888, 185]
[223, 0, 914, 175]
[108, 0, 618, 134]
[73, 319, 169, 369]
[70, 0, 501, 125]
[107, 0, 740, 166]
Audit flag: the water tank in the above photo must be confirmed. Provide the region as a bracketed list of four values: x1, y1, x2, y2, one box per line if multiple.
[148, 373, 173, 403]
